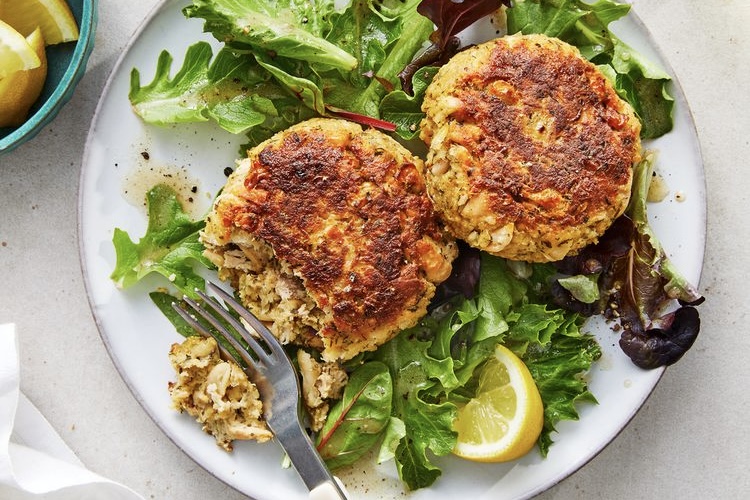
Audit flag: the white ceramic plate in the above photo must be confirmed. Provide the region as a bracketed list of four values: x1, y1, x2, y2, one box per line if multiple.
[79, 1, 706, 499]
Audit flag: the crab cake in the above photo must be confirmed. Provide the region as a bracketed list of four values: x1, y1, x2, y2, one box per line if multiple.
[420, 33, 641, 262]
[168, 336, 272, 450]
[201, 118, 457, 361]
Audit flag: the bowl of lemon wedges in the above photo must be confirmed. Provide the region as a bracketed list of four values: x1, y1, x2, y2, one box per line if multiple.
[0, 0, 96, 154]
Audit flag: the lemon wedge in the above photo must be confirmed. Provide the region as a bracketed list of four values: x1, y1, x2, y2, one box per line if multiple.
[452, 343, 544, 462]
[0, 26, 47, 127]
[0, 19, 41, 79]
[0, 0, 79, 45]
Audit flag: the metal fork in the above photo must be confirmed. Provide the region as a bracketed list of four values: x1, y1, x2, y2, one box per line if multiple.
[173, 281, 349, 500]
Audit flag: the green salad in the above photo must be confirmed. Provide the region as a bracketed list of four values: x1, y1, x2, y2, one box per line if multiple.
[113, 0, 703, 491]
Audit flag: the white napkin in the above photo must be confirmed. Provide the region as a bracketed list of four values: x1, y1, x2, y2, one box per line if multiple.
[0, 323, 145, 500]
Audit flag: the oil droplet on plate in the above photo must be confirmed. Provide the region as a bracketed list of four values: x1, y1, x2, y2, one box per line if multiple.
[122, 158, 209, 220]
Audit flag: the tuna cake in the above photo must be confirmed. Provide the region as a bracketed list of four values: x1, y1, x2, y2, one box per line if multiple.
[201, 118, 457, 362]
[420, 33, 642, 262]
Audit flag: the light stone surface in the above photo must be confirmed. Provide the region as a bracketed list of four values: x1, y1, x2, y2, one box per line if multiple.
[0, 1, 747, 499]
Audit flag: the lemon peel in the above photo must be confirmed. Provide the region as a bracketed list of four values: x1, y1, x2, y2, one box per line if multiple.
[452, 343, 544, 462]
[0, 0, 79, 45]
[0, 19, 41, 78]
[0, 27, 47, 127]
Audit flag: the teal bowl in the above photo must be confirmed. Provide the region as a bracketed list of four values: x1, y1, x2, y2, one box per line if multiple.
[0, 0, 97, 155]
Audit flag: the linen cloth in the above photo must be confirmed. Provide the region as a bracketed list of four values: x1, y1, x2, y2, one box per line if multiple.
[0, 323, 145, 499]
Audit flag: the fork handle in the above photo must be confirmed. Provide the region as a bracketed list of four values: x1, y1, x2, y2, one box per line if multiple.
[309, 478, 348, 500]
[279, 423, 349, 499]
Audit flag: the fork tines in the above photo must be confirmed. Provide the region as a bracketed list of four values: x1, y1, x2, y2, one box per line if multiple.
[172, 282, 284, 375]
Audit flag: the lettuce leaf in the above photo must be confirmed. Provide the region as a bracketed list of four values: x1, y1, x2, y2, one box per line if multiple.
[324, 2, 432, 117]
[623, 154, 703, 307]
[522, 325, 600, 455]
[380, 338, 457, 490]
[611, 155, 703, 367]
[316, 362, 393, 470]
[380, 66, 436, 139]
[130, 0, 434, 147]
[110, 184, 213, 298]
[129, 43, 314, 136]
[149, 291, 199, 337]
[128, 45, 315, 145]
[183, 0, 356, 70]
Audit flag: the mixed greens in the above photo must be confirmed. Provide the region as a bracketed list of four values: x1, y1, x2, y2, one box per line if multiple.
[130, 0, 436, 147]
[114, 0, 703, 492]
[552, 154, 703, 369]
[130, 0, 674, 146]
[362, 254, 600, 488]
[113, 186, 602, 489]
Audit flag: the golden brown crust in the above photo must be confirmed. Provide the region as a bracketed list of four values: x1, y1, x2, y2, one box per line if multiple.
[421, 34, 641, 262]
[202, 118, 457, 360]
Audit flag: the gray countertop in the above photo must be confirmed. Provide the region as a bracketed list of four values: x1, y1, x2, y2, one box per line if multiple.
[1, 0, 748, 498]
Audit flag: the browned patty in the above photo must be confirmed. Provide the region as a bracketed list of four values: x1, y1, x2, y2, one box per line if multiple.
[420, 34, 642, 262]
[202, 118, 457, 361]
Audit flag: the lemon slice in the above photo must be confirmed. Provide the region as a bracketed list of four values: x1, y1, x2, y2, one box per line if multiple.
[452, 344, 544, 462]
[0, 0, 79, 45]
[0, 19, 41, 78]
[0, 26, 48, 127]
